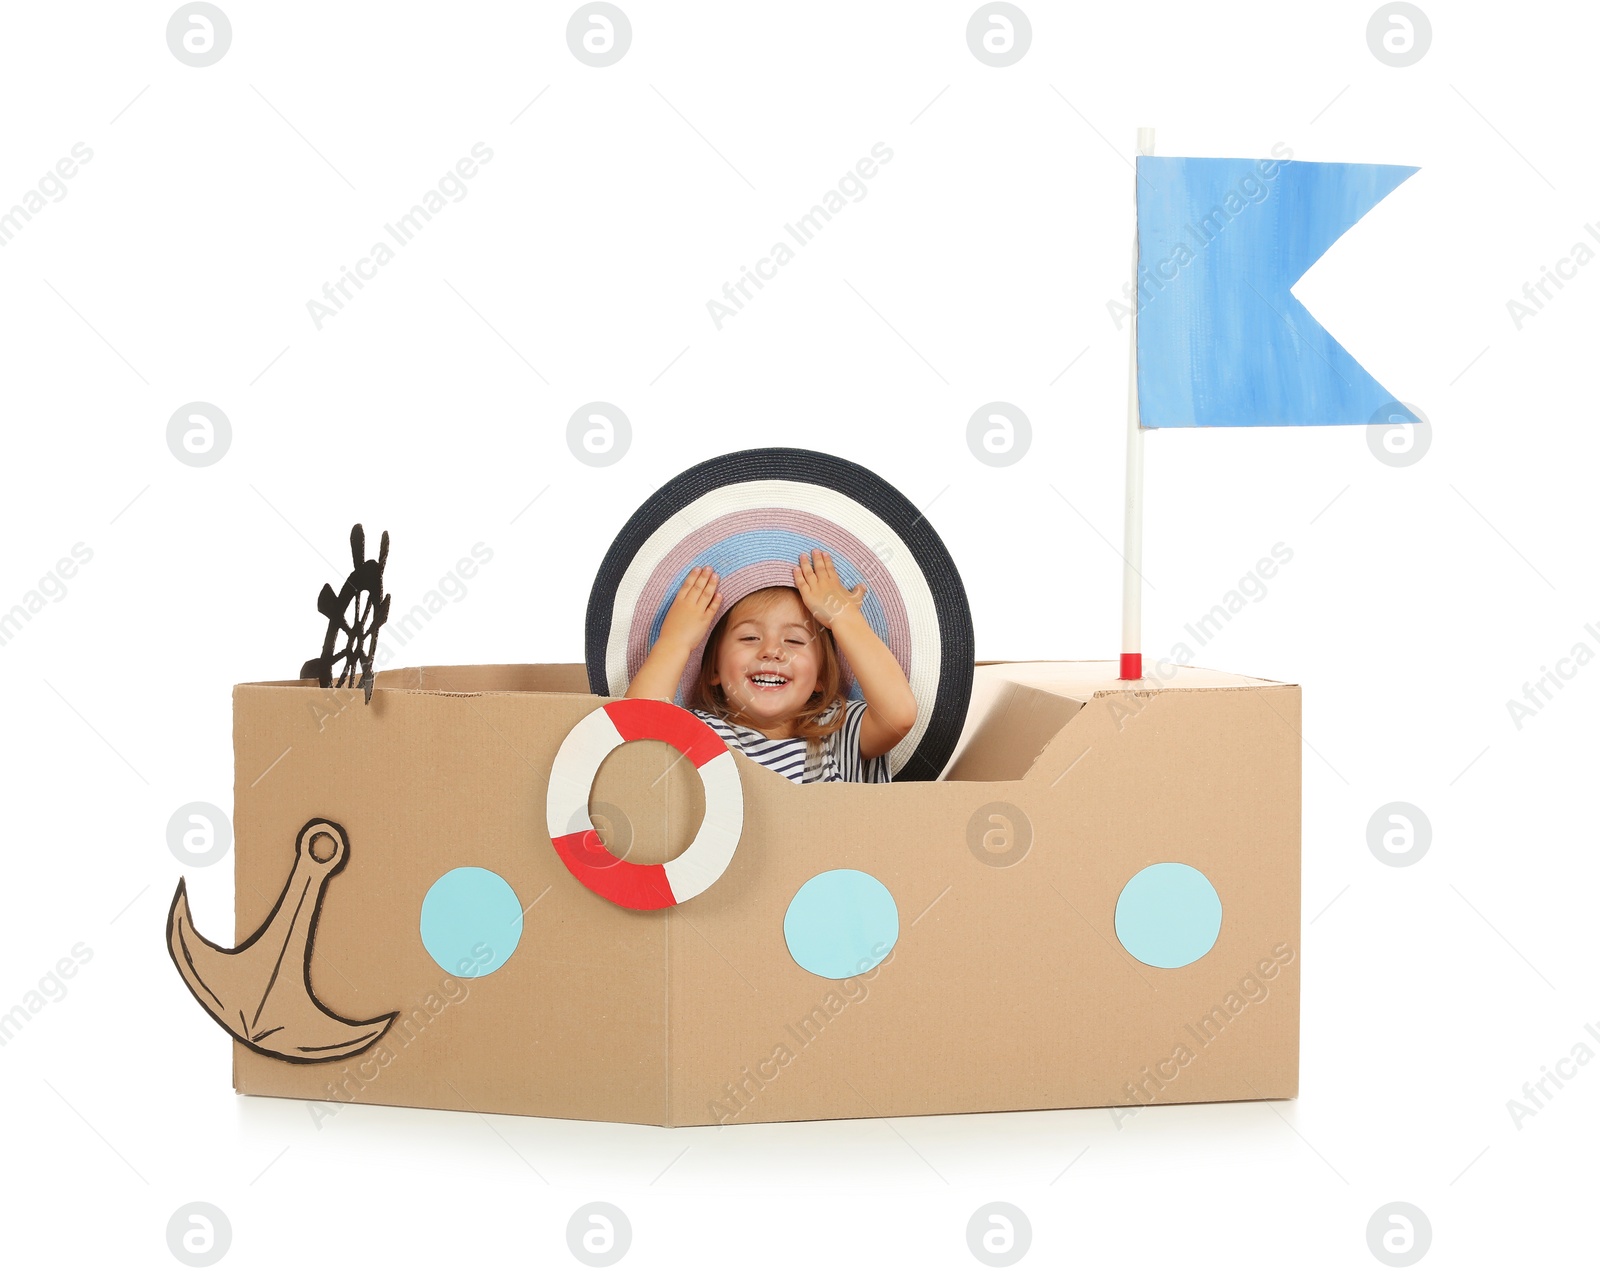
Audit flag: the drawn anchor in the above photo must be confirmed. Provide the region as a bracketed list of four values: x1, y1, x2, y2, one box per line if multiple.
[167, 818, 397, 1063]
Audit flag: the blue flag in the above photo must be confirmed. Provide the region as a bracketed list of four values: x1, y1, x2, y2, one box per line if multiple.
[1135, 156, 1418, 428]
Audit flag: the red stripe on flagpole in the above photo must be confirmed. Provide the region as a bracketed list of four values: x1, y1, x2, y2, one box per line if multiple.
[1120, 652, 1142, 680]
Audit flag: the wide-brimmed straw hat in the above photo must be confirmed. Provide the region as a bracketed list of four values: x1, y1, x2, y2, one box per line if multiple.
[585, 447, 973, 781]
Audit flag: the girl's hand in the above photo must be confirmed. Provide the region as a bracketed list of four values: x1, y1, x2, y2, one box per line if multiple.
[794, 549, 866, 631]
[658, 566, 723, 651]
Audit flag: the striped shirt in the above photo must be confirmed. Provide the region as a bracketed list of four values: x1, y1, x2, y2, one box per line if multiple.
[691, 697, 892, 785]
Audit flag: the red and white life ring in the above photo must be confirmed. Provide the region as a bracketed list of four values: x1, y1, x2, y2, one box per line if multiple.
[546, 699, 744, 910]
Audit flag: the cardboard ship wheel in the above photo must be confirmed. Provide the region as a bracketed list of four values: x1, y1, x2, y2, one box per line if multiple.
[585, 447, 974, 781]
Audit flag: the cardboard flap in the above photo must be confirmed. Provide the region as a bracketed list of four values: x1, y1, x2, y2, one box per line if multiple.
[941, 681, 1084, 782]
[1021, 679, 1302, 788]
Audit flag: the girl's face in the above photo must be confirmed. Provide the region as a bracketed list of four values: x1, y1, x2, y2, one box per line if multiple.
[709, 591, 821, 736]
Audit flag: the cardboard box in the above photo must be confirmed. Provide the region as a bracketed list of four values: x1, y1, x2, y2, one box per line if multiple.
[225, 660, 1300, 1125]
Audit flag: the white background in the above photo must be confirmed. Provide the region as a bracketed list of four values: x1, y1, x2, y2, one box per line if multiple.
[2, 1, 1594, 1266]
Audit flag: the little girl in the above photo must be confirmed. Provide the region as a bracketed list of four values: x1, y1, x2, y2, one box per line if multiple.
[624, 550, 917, 784]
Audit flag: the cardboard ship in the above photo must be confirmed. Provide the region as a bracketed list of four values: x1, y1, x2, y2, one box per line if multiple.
[187, 658, 1300, 1126]
[162, 134, 1433, 1124]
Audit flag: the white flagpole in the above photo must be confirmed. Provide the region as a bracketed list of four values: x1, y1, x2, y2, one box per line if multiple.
[1120, 126, 1155, 681]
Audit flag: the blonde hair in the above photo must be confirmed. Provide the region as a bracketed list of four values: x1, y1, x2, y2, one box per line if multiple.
[690, 586, 849, 749]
